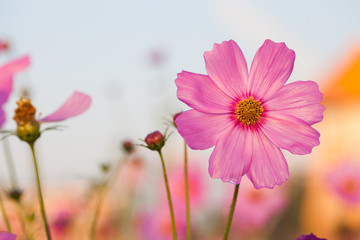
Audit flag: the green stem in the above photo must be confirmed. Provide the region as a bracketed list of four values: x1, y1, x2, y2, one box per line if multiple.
[223, 184, 240, 240]
[15, 200, 32, 240]
[89, 157, 127, 240]
[89, 188, 106, 240]
[184, 141, 191, 240]
[29, 142, 52, 240]
[158, 150, 177, 240]
[0, 192, 12, 232]
[2, 139, 18, 189]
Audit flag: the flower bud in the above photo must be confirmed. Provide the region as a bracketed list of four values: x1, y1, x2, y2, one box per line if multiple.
[145, 131, 165, 151]
[13, 98, 40, 143]
[122, 140, 134, 154]
[7, 188, 23, 202]
[172, 112, 183, 128]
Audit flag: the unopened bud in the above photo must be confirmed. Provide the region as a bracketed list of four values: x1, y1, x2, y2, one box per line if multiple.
[172, 112, 183, 128]
[122, 140, 134, 154]
[7, 188, 23, 202]
[145, 131, 165, 151]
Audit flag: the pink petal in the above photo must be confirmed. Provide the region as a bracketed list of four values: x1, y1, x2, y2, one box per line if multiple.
[264, 81, 325, 125]
[175, 109, 235, 150]
[246, 128, 289, 189]
[204, 40, 248, 99]
[0, 75, 13, 102]
[0, 55, 30, 78]
[258, 111, 320, 155]
[208, 124, 252, 184]
[175, 71, 235, 113]
[248, 40, 295, 101]
[0, 232, 16, 240]
[40, 91, 91, 123]
[0, 108, 5, 128]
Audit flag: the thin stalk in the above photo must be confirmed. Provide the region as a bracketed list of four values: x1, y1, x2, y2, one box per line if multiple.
[89, 188, 106, 240]
[15, 200, 32, 240]
[223, 184, 240, 240]
[184, 141, 191, 240]
[158, 150, 177, 240]
[89, 157, 127, 240]
[29, 142, 52, 240]
[0, 192, 12, 232]
[2, 139, 18, 188]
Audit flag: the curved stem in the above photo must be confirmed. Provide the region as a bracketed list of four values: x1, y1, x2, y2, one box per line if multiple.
[89, 157, 127, 240]
[0, 192, 12, 232]
[158, 150, 177, 240]
[223, 184, 240, 240]
[184, 141, 191, 240]
[29, 142, 52, 240]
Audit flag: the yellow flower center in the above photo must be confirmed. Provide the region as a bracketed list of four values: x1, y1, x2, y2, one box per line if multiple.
[235, 97, 263, 126]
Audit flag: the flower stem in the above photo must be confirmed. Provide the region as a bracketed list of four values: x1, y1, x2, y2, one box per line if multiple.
[184, 141, 191, 240]
[158, 150, 177, 240]
[15, 200, 32, 240]
[89, 157, 127, 240]
[2, 139, 19, 189]
[89, 188, 105, 240]
[29, 142, 52, 240]
[0, 192, 12, 232]
[223, 184, 240, 240]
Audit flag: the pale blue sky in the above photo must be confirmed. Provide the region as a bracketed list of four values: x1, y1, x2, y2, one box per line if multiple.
[0, 0, 359, 184]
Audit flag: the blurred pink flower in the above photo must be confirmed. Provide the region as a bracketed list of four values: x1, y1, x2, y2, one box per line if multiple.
[141, 205, 186, 240]
[0, 55, 30, 127]
[296, 233, 327, 240]
[168, 163, 205, 210]
[233, 178, 287, 230]
[0, 40, 10, 54]
[327, 162, 360, 205]
[0, 232, 16, 240]
[175, 39, 324, 188]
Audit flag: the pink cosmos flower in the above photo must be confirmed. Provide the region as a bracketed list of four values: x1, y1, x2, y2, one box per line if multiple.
[175, 39, 324, 188]
[327, 162, 360, 205]
[0, 232, 16, 240]
[0, 55, 30, 127]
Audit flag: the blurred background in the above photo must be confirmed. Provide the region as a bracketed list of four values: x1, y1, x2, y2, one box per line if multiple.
[1, 0, 360, 239]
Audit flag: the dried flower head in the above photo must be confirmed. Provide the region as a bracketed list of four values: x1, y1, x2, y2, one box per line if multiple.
[13, 98, 40, 142]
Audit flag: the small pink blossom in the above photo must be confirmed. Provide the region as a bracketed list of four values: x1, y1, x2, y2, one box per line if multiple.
[327, 162, 360, 205]
[175, 40, 324, 188]
[0, 232, 16, 240]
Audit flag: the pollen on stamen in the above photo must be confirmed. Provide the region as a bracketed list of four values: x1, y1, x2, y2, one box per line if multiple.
[13, 98, 37, 126]
[235, 97, 263, 126]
